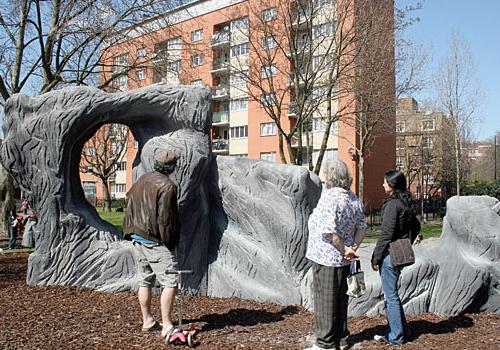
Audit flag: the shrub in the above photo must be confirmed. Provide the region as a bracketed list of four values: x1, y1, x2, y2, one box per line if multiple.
[462, 180, 500, 200]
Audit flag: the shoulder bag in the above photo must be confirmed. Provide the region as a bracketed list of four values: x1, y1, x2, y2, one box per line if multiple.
[389, 238, 415, 267]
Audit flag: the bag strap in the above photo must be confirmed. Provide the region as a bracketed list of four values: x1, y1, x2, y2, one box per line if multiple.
[350, 259, 362, 274]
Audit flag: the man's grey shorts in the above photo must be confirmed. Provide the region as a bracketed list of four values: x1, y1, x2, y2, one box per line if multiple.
[133, 242, 178, 288]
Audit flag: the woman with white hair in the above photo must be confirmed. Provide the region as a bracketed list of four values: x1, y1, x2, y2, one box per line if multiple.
[305, 157, 367, 350]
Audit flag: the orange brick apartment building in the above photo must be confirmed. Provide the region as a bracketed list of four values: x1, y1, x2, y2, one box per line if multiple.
[81, 0, 396, 210]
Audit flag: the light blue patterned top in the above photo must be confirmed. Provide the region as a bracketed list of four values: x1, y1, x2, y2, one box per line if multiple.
[306, 187, 367, 267]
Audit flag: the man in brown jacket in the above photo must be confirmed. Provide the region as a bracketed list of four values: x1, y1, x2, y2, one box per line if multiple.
[123, 149, 181, 340]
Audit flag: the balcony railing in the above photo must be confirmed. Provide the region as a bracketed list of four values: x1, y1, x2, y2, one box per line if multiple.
[213, 111, 229, 124]
[210, 60, 230, 73]
[212, 85, 229, 100]
[212, 138, 229, 152]
[211, 31, 231, 47]
[287, 102, 298, 117]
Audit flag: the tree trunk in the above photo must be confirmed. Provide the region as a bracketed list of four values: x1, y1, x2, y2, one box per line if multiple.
[454, 129, 461, 196]
[101, 178, 112, 213]
[285, 137, 296, 165]
[296, 123, 303, 165]
[278, 131, 287, 164]
[358, 155, 364, 202]
[313, 119, 334, 175]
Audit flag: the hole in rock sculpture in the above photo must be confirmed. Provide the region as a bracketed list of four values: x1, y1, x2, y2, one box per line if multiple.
[79, 123, 130, 229]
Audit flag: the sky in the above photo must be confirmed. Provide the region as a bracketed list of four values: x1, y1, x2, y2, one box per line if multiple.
[400, 0, 500, 141]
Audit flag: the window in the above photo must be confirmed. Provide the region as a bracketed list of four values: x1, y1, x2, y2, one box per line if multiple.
[261, 93, 277, 107]
[167, 37, 182, 50]
[396, 138, 405, 149]
[314, 23, 333, 38]
[313, 54, 334, 69]
[230, 70, 248, 85]
[136, 69, 145, 81]
[134, 140, 139, 149]
[230, 98, 248, 111]
[261, 8, 277, 22]
[314, 0, 333, 6]
[113, 75, 128, 89]
[83, 181, 97, 197]
[231, 17, 248, 31]
[191, 53, 203, 67]
[312, 86, 327, 99]
[113, 53, 128, 68]
[396, 121, 406, 132]
[261, 64, 277, 78]
[396, 156, 404, 168]
[309, 149, 337, 164]
[231, 42, 249, 57]
[422, 119, 435, 131]
[85, 147, 95, 156]
[191, 29, 203, 42]
[136, 47, 147, 57]
[115, 161, 127, 171]
[302, 121, 312, 133]
[112, 53, 128, 89]
[260, 152, 276, 162]
[313, 118, 326, 132]
[422, 136, 433, 149]
[262, 36, 277, 49]
[230, 125, 248, 138]
[191, 79, 203, 86]
[260, 122, 276, 136]
[111, 183, 127, 193]
[169, 60, 181, 72]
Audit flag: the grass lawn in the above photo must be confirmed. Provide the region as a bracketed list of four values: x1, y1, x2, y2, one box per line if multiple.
[0, 246, 34, 254]
[96, 207, 126, 231]
[363, 220, 443, 244]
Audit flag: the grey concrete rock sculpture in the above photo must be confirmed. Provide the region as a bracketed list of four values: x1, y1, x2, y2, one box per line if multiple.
[2, 84, 498, 316]
[208, 156, 322, 304]
[346, 195, 500, 316]
[0, 85, 212, 292]
[0, 84, 321, 302]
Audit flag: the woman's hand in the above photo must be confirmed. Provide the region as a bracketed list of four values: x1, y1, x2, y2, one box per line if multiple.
[344, 246, 359, 260]
[372, 264, 379, 271]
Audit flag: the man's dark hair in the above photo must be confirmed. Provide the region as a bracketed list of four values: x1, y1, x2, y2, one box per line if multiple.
[154, 162, 175, 174]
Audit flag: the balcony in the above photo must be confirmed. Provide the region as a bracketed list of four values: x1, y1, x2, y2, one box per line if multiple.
[287, 102, 298, 117]
[212, 85, 229, 100]
[288, 71, 308, 87]
[211, 31, 231, 48]
[289, 8, 312, 29]
[210, 60, 230, 74]
[212, 138, 229, 154]
[212, 111, 230, 126]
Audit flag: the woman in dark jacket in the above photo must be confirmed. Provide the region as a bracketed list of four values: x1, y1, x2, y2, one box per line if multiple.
[371, 170, 415, 345]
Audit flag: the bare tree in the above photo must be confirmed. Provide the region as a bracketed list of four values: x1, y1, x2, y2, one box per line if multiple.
[0, 0, 187, 212]
[433, 32, 482, 196]
[218, 0, 360, 169]
[394, 1, 428, 99]
[80, 123, 129, 212]
[0, 0, 183, 100]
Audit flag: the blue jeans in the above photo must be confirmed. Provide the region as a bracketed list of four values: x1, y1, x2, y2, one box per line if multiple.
[8, 227, 17, 249]
[379, 251, 410, 344]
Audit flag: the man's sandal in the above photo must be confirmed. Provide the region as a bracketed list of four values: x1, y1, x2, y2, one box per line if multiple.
[161, 325, 176, 343]
[142, 321, 162, 332]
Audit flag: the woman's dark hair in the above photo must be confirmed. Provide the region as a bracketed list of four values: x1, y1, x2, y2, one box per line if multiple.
[384, 169, 413, 207]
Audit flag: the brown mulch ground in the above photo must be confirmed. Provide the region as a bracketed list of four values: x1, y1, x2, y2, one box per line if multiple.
[0, 253, 499, 350]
